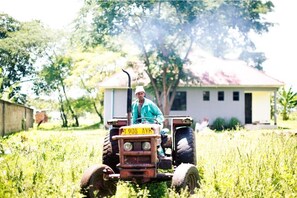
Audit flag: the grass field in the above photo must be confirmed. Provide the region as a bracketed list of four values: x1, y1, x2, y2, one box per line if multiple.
[0, 123, 296, 197]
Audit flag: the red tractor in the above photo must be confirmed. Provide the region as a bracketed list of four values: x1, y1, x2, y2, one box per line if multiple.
[80, 70, 200, 197]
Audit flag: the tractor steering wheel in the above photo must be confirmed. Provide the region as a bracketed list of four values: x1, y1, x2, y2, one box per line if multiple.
[135, 117, 160, 125]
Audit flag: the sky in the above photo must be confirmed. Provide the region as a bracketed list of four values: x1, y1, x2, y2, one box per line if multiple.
[0, 0, 83, 29]
[252, 0, 297, 92]
[0, 0, 296, 92]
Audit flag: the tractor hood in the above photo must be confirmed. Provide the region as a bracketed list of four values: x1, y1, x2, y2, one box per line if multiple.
[119, 124, 161, 135]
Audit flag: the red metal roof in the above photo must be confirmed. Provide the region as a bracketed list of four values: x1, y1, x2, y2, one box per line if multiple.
[99, 57, 284, 88]
[182, 56, 284, 87]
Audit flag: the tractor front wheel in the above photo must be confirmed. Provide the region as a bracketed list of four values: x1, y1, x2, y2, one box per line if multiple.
[80, 164, 116, 198]
[171, 163, 200, 194]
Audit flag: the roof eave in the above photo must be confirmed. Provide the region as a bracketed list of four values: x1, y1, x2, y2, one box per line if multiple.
[179, 84, 284, 88]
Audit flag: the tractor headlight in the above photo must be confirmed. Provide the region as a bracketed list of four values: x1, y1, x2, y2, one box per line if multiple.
[123, 142, 133, 151]
[142, 142, 151, 151]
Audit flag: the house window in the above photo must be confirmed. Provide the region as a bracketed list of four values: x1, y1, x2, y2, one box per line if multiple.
[171, 91, 187, 111]
[233, 91, 240, 101]
[203, 91, 210, 101]
[218, 91, 224, 101]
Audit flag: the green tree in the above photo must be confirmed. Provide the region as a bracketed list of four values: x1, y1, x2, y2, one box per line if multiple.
[278, 87, 297, 121]
[68, 46, 125, 123]
[0, 14, 52, 104]
[34, 55, 79, 127]
[76, 0, 274, 117]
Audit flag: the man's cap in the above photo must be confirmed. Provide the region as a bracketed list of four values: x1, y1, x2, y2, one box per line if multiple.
[135, 86, 145, 94]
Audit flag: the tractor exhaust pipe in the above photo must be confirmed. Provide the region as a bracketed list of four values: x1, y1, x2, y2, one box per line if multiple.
[122, 69, 132, 126]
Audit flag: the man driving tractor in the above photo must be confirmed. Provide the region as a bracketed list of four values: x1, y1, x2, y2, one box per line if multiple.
[132, 86, 167, 157]
[132, 86, 164, 125]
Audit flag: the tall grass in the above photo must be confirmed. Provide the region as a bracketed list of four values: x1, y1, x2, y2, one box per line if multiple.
[0, 126, 296, 197]
[277, 112, 297, 129]
[195, 131, 297, 197]
[0, 129, 104, 197]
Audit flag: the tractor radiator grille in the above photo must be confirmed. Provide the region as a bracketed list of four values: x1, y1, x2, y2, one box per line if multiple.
[124, 156, 151, 164]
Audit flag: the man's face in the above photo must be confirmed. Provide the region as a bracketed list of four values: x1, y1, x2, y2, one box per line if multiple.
[136, 92, 145, 100]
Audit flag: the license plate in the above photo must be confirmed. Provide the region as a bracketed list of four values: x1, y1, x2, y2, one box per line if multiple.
[122, 127, 154, 135]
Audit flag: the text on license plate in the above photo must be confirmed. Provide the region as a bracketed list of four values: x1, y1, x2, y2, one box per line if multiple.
[122, 128, 154, 135]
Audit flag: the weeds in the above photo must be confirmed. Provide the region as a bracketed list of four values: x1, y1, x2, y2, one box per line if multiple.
[0, 127, 296, 197]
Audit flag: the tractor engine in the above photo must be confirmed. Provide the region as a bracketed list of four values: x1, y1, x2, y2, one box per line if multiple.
[113, 124, 162, 183]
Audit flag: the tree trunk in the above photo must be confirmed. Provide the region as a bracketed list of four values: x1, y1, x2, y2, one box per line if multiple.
[58, 94, 68, 127]
[60, 77, 79, 127]
[88, 99, 104, 124]
[80, 77, 103, 123]
[282, 107, 289, 121]
[92, 101, 103, 123]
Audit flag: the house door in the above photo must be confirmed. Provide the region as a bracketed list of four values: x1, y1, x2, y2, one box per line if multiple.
[245, 93, 252, 124]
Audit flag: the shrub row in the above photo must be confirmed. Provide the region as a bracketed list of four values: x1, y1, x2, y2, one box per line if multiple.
[211, 117, 241, 131]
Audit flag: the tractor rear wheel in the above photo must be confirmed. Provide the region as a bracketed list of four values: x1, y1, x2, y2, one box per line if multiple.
[102, 128, 119, 173]
[172, 163, 199, 194]
[174, 127, 196, 166]
[80, 164, 116, 198]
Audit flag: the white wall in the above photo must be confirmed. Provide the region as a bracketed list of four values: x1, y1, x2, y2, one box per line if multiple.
[252, 91, 271, 123]
[103, 88, 273, 126]
[104, 89, 113, 123]
[104, 89, 128, 123]
[169, 88, 245, 125]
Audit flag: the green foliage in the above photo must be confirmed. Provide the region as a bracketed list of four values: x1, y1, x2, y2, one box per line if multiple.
[144, 182, 167, 198]
[34, 55, 80, 127]
[277, 87, 297, 120]
[277, 112, 297, 129]
[212, 117, 242, 131]
[1, 125, 297, 197]
[0, 129, 105, 197]
[71, 96, 94, 115]
[76, 0, 274, 116]
[69, 46, 123, 88]
[27, 97, 59, 112]
[211, 117, 226, 131]
[195, 130, 297, 197]
[0, 14, 53, 104]
[1, 127, 296, 197]
[228, 117, 242, 130]
[0, 13, 20, 39]
[34, 55, 73, 94]
[66, 46, 124, 122]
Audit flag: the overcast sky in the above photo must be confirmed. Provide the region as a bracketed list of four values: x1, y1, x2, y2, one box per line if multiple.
[0, 0, 296, 91]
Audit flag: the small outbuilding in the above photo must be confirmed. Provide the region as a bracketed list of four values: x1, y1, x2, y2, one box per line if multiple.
[35, 110, 48, 126]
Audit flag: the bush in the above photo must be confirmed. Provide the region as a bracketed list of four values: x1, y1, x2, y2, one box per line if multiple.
[211, 117, 241, 131]
[211, 117, 226, 131]
[228, 117, 241, 130]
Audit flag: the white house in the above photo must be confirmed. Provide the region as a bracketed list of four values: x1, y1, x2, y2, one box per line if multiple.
[99, 56, 284, 128]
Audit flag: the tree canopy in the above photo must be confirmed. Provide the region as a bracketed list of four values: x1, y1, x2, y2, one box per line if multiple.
[67, 46, 126, 122]
[0, 14, 52, 104]
[75, 0, 274, 116]
[33, 55, 80, 127]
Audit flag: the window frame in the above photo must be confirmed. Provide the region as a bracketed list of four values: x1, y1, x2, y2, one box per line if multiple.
[203, 91, 210, 101]
[233, 91, 240, 101]
[218, 91, 224, 101]
[170, 91, 187, 111]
